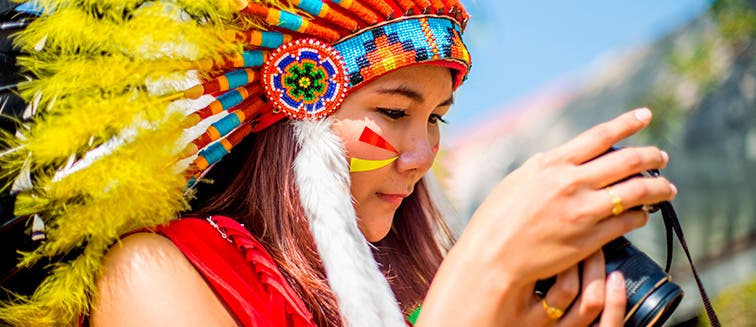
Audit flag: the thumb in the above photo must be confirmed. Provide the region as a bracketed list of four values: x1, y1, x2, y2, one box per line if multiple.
[598, 272, 627, 327]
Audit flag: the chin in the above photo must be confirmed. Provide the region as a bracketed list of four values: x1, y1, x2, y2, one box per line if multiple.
[358, 215, 394, 242]
[364, 229, 391, 243]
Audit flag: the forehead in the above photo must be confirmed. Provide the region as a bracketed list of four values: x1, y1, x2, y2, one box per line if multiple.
[353, 65, 453, 98]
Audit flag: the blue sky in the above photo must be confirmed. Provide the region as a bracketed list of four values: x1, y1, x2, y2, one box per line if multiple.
[448, 1, 712, 132]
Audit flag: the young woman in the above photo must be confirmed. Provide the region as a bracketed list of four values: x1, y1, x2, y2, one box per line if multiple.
[0, 1, 675, 326]
[92, 66, 672, 326]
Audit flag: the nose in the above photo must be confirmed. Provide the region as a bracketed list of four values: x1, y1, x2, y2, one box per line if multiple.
[395, 135, 436, 174]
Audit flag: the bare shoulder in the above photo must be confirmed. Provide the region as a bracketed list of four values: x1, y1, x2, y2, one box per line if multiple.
[91, 232, 237, 326]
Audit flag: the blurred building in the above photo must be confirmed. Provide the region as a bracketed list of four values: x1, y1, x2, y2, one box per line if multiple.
[442, 0, 755, 324]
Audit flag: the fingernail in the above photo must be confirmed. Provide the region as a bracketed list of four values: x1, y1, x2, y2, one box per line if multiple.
[609, 272, 625, 291]
[634, 108, 652, 122]
[670, 183, 678, 195]
[661, 150, 669, 163]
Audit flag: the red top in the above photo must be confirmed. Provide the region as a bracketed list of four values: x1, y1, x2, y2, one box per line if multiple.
[154, 216, 316, 326]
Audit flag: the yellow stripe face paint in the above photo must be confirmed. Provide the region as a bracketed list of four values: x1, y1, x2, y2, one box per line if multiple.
[349, 156, 398, 172]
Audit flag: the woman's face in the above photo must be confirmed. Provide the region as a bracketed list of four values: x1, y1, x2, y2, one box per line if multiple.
[330, 64, 453, 242]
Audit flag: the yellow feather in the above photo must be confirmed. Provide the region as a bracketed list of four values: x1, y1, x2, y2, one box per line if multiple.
[22, 81, 188, 163]
[178, 0, 244, 23]
[15, 4, 233, 55]
[0, 0, 248, 323]
[1, 237, 108, 326]
[0, 0, 331, 323]
[4, 112, 191, 323]
[21, 109, 189, 260]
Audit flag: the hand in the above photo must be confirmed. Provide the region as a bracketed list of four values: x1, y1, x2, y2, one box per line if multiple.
[523, 251, 628, 327]
[419, 109, 669, 326]
[457, 108, 676, 283]
[522, 251, 607, 326]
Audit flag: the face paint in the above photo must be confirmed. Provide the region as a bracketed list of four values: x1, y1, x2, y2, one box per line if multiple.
[349, 126, 399, 173]
[359, 126, 398, 154]
[350, 157, 398, 172]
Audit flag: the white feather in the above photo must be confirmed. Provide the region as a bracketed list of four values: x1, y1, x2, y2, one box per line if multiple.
[292, 119, 405, 327]
[10, 153, 33, 193]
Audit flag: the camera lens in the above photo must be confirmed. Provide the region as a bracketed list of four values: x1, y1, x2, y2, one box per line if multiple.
[603, 237, 684, 327]
[631, 282, 683, 326]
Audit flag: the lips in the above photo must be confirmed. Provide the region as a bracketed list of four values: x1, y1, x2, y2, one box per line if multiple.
[376, 193, 408, 205]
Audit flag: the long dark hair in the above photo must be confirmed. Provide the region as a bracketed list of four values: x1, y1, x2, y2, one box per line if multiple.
[193, 120, 455, 325]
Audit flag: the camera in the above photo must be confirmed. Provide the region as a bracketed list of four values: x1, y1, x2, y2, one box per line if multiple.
[535, 237, 684, 327]
[602, 236, 683, 326]
[535, 234, 683, 327]
[535, 148, 683, 327]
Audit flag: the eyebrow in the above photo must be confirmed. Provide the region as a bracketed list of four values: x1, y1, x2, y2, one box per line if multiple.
[439, 95, 455, 107]
[375, 85, 455, 107]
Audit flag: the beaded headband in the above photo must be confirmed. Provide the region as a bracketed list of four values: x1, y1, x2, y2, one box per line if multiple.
[335, 15, 470, 87]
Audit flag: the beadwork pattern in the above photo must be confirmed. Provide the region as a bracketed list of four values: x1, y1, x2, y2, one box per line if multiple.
[334, 16, 470, 87]
[263, 39, 348, 119]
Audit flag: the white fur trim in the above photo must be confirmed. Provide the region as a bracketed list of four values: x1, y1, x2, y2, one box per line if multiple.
[292, 119, 405, 327]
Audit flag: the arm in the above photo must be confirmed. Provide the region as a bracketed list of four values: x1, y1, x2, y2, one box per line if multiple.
[91, 233, 237, 327]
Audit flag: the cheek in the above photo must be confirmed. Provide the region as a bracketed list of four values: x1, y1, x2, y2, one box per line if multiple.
[331, 120, 363, 157]
[332, 120, 397, 161]
[348, 171, 373, 201]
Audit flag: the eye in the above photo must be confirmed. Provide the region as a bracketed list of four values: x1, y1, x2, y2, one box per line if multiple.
[429, 114, 447, 125]
[377, 108, 408, 120]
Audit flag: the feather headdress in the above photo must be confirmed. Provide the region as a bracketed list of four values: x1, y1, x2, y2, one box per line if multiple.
[0, 0, 470, 325]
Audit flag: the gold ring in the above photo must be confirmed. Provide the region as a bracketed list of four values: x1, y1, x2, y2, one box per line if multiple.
[542, 298, 564, 320]
[606, 186, 624, 216]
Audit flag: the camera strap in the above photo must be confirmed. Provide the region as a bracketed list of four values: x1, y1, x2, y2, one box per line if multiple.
[660, 201, 720, 327]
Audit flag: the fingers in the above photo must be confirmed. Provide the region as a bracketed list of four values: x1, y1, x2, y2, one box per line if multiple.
[551, 108, 653, 165]
[571, 174, 674, 235]
[541, 266, 580, 322]
[595, 210, 650, 245]
[559, 251, 605, 326]
[598, 272, 627, 327]
[582, 146, 669, 189]
[598, 177, 677, 219]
